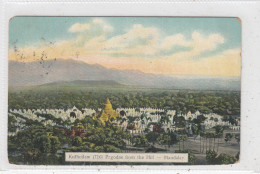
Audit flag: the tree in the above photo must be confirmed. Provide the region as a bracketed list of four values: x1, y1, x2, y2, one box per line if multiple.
[36, 135, 51, 153]
[206, 150, 238, 164]
[213, 125, 224, 152]
[214, 125, 224, 134]
[192, 124, 199, 140]
[8, 115, 17, 132]
[206, 150, 217, 164]
[224, 133, 233, 144]
[199, 131, 207, 153]
[216, 153, 237, 164]
[94, 146, 104, 152]
[235, 134, 240, 144]
[193, 115, 206, 125]
[119, 110, 126, 116]
[103, 144, 120, 152]
[157, 133, 171, 149]
[132, 136, 149, 147]
[173, 116, 186, 129]
[24, 148, 41, 163]
[178, 135, 188, 150]
[205, 132, 216, 151]
[127, 116, 137, 125]
[159, 115, 170, 126]
[50, 136, 61, 153]
[146, 132, 159, 145]
[192, 115, 206, 132]
[72, 136, 83, 146]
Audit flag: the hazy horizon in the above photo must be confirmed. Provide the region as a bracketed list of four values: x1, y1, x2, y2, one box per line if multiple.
[8, 58, 241, 80]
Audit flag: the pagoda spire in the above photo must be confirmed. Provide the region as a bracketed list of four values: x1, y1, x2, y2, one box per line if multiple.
[95, 98, 120, 124]
[106, 98, 111, 105]
[104, 98, 113, 111]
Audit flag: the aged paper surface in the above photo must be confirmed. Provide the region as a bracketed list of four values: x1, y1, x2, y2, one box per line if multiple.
[8, 17, 240, 165]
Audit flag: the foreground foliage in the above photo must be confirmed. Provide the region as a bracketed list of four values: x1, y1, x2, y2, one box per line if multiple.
[206, 150, 239, 164]
[8, 116, 129, 165]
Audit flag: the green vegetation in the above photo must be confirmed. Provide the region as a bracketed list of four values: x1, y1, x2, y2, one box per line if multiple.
[132, 136, 149, 147]
[8, 86, 240, 165]
[8, 116, 130, 165]
[225, 133, 233, 143]
[9, 87, 240, 117]
[206, 150, 239, 164]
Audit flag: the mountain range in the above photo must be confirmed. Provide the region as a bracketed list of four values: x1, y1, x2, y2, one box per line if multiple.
[9, 59, 240, 90]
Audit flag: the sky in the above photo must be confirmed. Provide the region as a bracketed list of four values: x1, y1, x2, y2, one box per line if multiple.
[9, 17, 241, 77]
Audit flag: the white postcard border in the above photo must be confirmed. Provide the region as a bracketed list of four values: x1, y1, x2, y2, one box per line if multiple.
[0, 0, 260, 173]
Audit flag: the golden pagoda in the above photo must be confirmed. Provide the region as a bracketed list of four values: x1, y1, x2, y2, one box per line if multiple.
[96, 98, 120, 124]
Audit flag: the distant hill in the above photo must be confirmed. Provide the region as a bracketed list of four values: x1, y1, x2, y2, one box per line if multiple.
[42, 80, 125, 87]
[9, 59, 240, 90]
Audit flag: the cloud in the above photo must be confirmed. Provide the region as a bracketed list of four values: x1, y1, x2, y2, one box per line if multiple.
[103, 24, 160, 56]
[68, 22, 225, 58]
[68, 23, 91, 33]
[190, 32, 225, 55]
[160, 34, 190, 51]
[68, 18, 113, 46]
[159, 32, 225, 61]
[68, 18, 113, 33]
[101, 26, 224, 58]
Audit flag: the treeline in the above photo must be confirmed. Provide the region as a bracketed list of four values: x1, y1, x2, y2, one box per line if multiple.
[8, 88, 240, 116]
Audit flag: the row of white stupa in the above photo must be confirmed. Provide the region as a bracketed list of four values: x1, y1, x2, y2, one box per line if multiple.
[9, 106, 239, 133]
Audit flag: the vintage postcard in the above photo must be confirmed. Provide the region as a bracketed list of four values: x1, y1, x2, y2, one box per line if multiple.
[8, 17, 241, 165]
